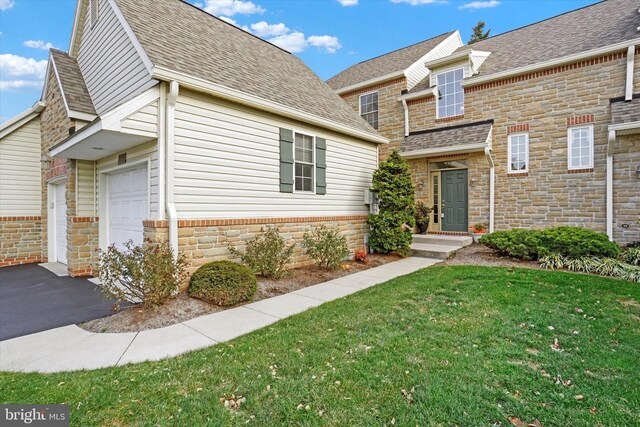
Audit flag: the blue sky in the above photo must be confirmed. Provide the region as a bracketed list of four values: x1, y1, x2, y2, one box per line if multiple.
[0, 0, 599, 123]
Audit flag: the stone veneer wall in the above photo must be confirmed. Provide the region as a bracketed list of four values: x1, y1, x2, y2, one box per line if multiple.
[613, 134, 640, 244]
[144, 216, 370, 288]
[0, 217, 43, 267]
[67, 217, 99, 277]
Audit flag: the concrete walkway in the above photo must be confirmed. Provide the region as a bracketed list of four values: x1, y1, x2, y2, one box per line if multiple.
[0, 257, 440, 373]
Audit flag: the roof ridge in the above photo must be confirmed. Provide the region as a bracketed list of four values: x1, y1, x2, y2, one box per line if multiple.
[171, 0, 292, 55]
[355, 31, 455, 65]
[467, 0, 608, 47]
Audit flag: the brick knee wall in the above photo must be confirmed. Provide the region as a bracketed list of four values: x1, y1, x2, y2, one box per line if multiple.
[144, 216, 370, 288]
[0, 217, 44, 267]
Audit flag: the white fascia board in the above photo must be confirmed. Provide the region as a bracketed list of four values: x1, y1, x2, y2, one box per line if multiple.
[400, 142, 487, 159]
[153, 66, 389, 144]
[334, 70, 405, 95]
[50, 119, 104, 157]
[108, 0, 154, 75]
[608, 120, 640, 132]
[424, 49, 472, 69]
[40, 53, 54, 103]
[68, 0, 82, 55]
[69, 110, 98, 122]
[398, 87, 436, 101]
[462, 38, 640, 88]
[0, 101, 45, 139]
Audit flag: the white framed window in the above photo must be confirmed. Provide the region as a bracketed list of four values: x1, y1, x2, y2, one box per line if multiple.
[90, 0, 99, 27]
[508, 132, 529, 173]
[359, 91, 378, 129]
[567, 125, 594, 170]
[436, 67, 464, 119]
[294, 132, 314, 192]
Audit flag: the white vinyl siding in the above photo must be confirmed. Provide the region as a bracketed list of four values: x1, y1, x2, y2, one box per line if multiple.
[568, 125, 594, 170]
[76, 160, 96, 216]
[508, 133, 529, 173]
[0, 117, 42, 216]
[173, 90, 377, 218]
[96, 141, 159, 218]
[436, 67, 464, 119]
[120, 99, 158, 137]
[77, 0, 154, 114]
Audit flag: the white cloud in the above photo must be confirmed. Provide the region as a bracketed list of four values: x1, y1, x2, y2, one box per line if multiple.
[307, 35, 342, 53]
[389, 0, 441, 5]
[250, 21, 289, 37]
[0, 54, 47, 92]
[0, 0, 15, 11]
[201, 0, 264, 16]
[269, 32, 307, 53]
[23, 40, 56, 50]
[218, 15, 250, 31]
[459, 0, 499, 9]
[337, 0, 358, 6]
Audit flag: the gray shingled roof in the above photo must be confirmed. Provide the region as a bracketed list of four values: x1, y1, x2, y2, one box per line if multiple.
[50, 49, 96, 116]
[401, 120, 493, 153]
[114, 0, 379, 138]
[611, 97, 640, 125]
[326, 32, 455, 91]
[460, 0, 640, 77]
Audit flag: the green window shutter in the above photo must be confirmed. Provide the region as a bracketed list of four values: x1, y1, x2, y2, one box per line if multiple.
[316, 137, 327, 195]
[279, 128, 294, 193]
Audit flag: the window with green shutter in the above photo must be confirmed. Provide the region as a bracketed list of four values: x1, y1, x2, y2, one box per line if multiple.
[279, 128, 326, 195]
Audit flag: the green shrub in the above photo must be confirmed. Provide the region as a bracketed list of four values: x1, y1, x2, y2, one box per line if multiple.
[96, 240, 188, 309]
[622, 247, 640, 266]
[537, 226, 619, 259]
[188, 261, 257, 306]
[228, 227, 295, 279]
[480, 226, 620, 260]
[538, 253, 640, 283]
[302, 225, 350, 269]
[368, 151, 416, 257]
[479, 229, 540, 260]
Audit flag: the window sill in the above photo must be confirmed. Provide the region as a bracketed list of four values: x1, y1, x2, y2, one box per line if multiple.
[567, 168, 594, 174]
[435, 115, 464, 123]
[507, 172, 529, 177]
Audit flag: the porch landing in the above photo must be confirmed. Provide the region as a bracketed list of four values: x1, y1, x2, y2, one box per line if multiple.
[411, 234, 473, 260]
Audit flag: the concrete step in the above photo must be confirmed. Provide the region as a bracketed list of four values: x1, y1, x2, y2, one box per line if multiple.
[411, 234, 473, 247]
[410, 243, 462, 260]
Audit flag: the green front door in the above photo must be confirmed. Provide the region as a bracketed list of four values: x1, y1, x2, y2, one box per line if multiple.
[441, 170, 468, 232]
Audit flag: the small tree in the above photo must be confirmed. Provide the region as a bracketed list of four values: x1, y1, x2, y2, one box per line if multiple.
[468, 20, 490, 44]
[367, 150, 416, 256]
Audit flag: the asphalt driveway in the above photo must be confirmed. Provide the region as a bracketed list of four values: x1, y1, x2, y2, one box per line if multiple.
[0, 264, 122, 341]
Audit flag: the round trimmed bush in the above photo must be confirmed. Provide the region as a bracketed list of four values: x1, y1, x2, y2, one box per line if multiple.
[188, 261, 257, 306]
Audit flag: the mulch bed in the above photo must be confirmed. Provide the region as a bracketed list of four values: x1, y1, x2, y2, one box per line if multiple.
[80, 253, 402, 334]
[441, 243, 543, 270]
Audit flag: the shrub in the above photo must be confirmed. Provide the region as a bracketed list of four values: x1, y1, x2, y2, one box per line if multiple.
[302, 225, 350, 270]
[536, 226, 620, 259]
[354, 249, 368, 264]
[96, 240, 187, 309]
[368, 151, 416, 257]
[414, 201, 433, 229]
[622, 247, 640, 266]
[480, 226, 620, 260]
[538, 253, 640, 283]
[479, 229, 541, 260]
[228, 227, 295, 279]
[188, 261, 257, 306]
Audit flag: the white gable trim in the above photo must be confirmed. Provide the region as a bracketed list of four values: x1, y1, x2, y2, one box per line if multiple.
[0, 101, 45, 139]
[152, 66, 388, 144]
[68, 0, 83, 56]
[334, 70, 405, 95]
[405, 31, 463, 91]
[108, 0, 154, 75]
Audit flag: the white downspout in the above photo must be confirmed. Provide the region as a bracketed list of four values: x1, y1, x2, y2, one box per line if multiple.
[157, 83, 166, 220]
[484, 146, 495, 233]
[625, 45, 635, 101]
[606, 130, 615, 241]
[166, 81, 179, 257]
[401, 99, 409, 136]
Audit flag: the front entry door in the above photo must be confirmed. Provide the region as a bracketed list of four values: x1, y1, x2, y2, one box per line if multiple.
[441, 170, 468, 232]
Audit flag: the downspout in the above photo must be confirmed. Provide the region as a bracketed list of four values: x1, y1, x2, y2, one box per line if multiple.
[484, 146, 495, 233]
[606, 130, 615, 241]
[166, 81, 179, 257]
[401, 99, 409, 136]
[625, 45, 635, 101]
[157, 83, 166, 220]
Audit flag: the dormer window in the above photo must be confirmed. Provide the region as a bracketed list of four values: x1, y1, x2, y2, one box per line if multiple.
[436, 68, 464, 119]
[90, 0, 99, 27]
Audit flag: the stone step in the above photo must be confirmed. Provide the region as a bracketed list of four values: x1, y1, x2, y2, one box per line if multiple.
[411, 234, 473, 247]
[410, 243, 462, 260]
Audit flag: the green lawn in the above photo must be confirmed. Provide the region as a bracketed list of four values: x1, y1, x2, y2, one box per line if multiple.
[1, 266, 639, 426]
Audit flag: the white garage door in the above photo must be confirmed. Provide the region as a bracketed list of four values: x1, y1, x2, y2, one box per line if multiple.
[55, 183, 67, 264]
[108, 166, 148, 251]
